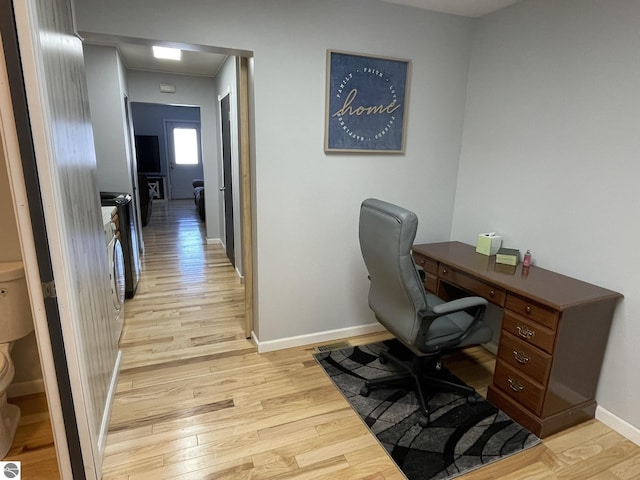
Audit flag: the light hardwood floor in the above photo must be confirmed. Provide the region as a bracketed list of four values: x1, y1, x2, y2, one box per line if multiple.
[5, 392, 59, 479]
[11, 199, 640, 479]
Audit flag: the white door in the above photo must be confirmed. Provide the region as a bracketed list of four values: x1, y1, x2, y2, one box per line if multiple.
[166, 121, 203, 199]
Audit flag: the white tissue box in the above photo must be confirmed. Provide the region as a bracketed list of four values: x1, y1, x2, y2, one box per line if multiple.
[476, 233, 502, 256]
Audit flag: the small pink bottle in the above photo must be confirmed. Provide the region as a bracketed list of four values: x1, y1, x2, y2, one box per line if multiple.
[523, 250, 532, 267]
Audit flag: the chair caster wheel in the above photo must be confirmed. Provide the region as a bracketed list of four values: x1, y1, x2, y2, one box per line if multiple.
[379, 356, 387, 365]
[467, 394, 477, 404]
[360, 385, 371, 396]
[417, 413, 429, 428]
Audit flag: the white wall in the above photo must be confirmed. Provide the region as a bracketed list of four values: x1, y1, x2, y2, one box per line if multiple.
[453, 0, 640, 433]
[74, 0, 475, 344]
[126, 70, 221, 241]
[83, 44, 133, 194]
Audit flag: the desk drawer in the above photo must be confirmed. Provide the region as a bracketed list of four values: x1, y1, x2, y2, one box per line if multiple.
[502, 310, 555, 354]
[505, 294, 559, 330]
[413, 253, 438, 293]
[497, 331, 552, 385]
[494, 360, 544, 415]
[438, 265, 505, 306]
[413, 253, 437, 275]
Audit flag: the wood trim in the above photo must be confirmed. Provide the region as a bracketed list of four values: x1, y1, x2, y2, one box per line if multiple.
[237, 57, 253, 338]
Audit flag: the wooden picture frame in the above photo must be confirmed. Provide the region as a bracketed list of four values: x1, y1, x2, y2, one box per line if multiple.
[324, 50, 411, 153]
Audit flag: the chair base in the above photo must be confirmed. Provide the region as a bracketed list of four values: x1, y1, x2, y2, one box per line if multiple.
[360, 344, 477, 427]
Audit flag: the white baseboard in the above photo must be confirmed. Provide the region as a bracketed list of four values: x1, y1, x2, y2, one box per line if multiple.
[98, 350, 122, 457]
[253, 323, 386, 353]
[596, 405, 640, 446]
[206, 237, 222, 245]
[7, 378, 45, 398]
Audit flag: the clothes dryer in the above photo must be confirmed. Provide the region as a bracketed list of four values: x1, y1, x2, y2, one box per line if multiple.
[102, 206, 125, 338]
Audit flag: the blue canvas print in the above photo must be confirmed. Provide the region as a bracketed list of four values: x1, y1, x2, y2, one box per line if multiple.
[325, 50, 410, 152]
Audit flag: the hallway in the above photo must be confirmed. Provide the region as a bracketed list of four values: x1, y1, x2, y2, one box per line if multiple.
[102, 199, 252, 476]
[100, 199, 402, 480]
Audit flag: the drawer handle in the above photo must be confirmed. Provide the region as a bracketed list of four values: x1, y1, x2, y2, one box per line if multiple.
[516, 324, 536, 339]
[525, 306, 532, 314]
[420, 259, 425, 265]
[441, 269, 448, 275]
[508, 377, 525, 392]
[513, 350, 530, 364]
[489, 290, 495, 297]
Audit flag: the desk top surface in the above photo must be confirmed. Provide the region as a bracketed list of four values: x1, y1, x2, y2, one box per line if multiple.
[413, 241, 622, 310]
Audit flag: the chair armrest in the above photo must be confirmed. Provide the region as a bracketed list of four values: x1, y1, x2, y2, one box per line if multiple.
[432, 296, 487, 315]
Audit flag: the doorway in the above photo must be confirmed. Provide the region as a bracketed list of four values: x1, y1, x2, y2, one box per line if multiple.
[166, 120, 203, 199]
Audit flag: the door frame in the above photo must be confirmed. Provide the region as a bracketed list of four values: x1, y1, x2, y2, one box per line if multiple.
[238, 57, 254, 339]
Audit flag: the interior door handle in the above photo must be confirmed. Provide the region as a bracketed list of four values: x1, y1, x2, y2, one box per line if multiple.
[219, 186, 226, 191]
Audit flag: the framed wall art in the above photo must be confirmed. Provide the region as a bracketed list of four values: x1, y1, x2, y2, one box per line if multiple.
[324, 50, 411, 153]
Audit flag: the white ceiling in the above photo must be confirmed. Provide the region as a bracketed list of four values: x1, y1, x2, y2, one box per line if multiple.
[116, 42, 228, 77]
[99, 0, 522, 77]
[380, 0, 522, 17]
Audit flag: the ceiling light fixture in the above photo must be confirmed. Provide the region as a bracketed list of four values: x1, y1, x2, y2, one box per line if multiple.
[152, 46, 182, 61]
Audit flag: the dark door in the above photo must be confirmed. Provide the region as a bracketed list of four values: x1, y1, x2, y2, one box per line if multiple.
[220, 94, 235, 267]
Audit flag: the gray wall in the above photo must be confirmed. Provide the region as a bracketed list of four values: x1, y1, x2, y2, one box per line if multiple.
[73, 0, 640, 439]
[453, 0, 640, 434]
[83, 44, 133, 194]
[73, 0, 475, 344]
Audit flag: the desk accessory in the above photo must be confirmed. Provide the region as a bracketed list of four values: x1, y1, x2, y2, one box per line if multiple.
[496, 247, 520, 266]
[475, 232, 502, 256]
[523, 250, 532, 266]
[494, 262, 517, 275]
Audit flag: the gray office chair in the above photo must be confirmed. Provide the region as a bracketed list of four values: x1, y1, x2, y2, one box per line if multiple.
[358, 198, 492, 426]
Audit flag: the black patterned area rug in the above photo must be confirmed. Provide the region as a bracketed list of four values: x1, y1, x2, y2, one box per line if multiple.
[314, 340, 540, 480]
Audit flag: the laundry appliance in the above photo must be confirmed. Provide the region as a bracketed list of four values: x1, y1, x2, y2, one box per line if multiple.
[100, 192, 140, 298]
[102, 206, 125, 338]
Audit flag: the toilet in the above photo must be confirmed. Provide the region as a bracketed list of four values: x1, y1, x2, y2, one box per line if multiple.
[0, 262, 34, 459]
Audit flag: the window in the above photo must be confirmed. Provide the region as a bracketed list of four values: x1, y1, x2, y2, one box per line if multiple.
[173, 127, 199, 165]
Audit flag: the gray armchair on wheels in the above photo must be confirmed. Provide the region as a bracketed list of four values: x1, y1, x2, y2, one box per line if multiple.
[358, 198, 493, 427]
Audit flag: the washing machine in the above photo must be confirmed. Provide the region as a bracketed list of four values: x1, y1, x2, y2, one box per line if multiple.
[100, 192, 140, 298]
[102, 206, 126, 339]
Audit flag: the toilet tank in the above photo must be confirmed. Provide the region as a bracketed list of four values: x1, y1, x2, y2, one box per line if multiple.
[0, 262, 34, 343]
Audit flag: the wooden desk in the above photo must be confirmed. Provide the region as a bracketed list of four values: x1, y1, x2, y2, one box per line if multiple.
[412, 241, 622, 438]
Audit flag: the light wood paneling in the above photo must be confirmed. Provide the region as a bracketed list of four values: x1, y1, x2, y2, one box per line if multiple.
[96, 200, 640, 480]
[13, 0, 120, 476]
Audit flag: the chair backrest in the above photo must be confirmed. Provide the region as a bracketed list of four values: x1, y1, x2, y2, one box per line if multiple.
[359, 198, 428, 345]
